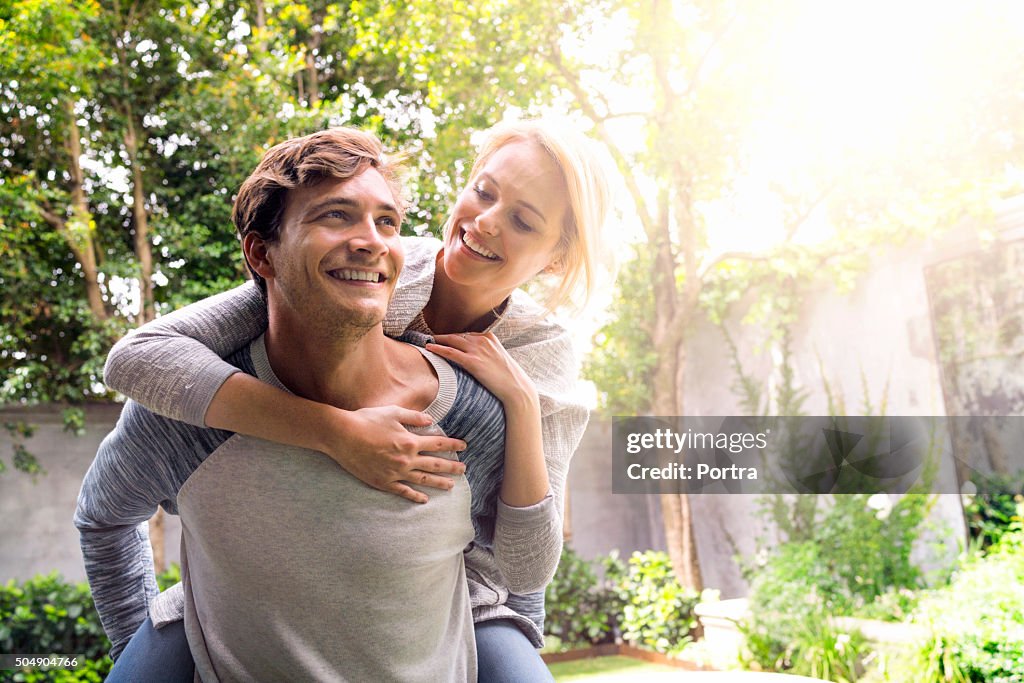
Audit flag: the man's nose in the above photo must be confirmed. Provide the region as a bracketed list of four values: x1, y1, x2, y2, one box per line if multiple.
[349, 216, 389, 256]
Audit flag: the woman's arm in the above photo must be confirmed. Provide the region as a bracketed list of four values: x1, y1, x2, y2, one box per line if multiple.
[104, 283, 267, 425]
[427, 332, 576, 592]
[428, 333, 549, 505]
[105, 282, 469, 503]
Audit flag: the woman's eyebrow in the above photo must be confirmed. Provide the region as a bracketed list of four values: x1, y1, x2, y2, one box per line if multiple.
[479, 172, 547, 224]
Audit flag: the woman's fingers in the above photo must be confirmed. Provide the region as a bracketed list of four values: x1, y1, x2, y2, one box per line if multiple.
[430, 333, 473, 346]
[379, 405, 435, 428]
[413, 453, 466, 475]
[424, 342, 470, 364]
[385, 482, 429, 505]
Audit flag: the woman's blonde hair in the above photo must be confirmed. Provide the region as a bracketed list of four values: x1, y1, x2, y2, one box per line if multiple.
[444, 119, 609, 311]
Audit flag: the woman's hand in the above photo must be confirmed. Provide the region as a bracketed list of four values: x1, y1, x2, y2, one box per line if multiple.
[427, 332, 549, 508]
[325, 405, 469, 505]
[427, 332, 539, 410]
[207, 373, 466, 505]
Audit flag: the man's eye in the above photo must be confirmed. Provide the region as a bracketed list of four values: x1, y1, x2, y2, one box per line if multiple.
[322, 210, 349, 221]
[377, 216, 398, 228]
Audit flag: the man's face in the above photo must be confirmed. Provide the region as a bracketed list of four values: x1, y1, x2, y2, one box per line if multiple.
[262, 168, 404, 338]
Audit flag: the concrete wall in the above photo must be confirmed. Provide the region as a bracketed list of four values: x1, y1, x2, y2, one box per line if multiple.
[675, 238, 980, 596]
[0, 405, 181, 583]
[564, 419, 666, 561]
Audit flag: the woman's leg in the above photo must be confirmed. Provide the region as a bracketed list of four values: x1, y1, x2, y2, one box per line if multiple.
[106, 617, 195, 683]
[475, 619, 554, 683]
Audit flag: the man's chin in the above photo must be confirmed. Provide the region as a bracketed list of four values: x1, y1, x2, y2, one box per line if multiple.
[320, 308, 387, 340]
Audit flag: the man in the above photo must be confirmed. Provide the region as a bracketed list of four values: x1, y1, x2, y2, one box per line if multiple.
[75, 128, 506, 681]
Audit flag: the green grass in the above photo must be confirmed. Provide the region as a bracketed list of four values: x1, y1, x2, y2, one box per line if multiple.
[547, 655, 681, 681]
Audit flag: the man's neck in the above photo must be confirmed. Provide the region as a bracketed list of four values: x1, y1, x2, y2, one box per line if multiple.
[261, 312, 432, 412]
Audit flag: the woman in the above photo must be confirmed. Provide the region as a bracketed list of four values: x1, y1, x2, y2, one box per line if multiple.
[104, 119, 609, 680]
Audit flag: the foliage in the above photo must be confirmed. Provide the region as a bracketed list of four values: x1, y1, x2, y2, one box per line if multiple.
[925, 241, 1024, 416]
[741, 494, 934, 680]
[0, 566, 182, 682]
[0, 573, 111, 682]
[739, 542, 868, 682]
[605, 550, 700, 655]
[543, 546, 621, 650]
[155, 562, 182, 593]
[2, 420, 41, 476]
[963, 472, 1024, 550]
[544, 547, 699, 656]
[908, 505, 1024, 683]
[0, 0, 567, 407]
[583, 246, 658, 416]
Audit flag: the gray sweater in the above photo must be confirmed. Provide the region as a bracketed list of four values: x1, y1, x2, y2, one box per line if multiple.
[75, 340, 506, 674]
[180, 340, 476, 682]
[102, 236, 591, 647]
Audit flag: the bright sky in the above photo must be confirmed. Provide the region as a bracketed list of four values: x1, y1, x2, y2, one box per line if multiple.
[567, 0, 1024, 261]
[556, 1, 1024, 389]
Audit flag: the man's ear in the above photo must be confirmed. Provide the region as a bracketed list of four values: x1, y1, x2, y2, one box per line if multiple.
[242, 233, 275, 280]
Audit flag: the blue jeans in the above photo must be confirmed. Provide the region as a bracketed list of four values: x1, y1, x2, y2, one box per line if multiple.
[105, 616, 551, 682]
[476, 619, 554, 683]
[106, 617, 194, 683]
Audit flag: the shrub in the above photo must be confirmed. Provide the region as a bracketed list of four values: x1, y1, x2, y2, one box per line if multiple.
[544, 546, 621, 650]
[963, 472, 1024, 550]
[909, 505, 1024, 682]
[0, 573, 112, 682]
[740, 540, 869, 680]
[0, 565, 182, 682]
[544, 548, 699, 656]
[606, 550, 699, 655]
[741, 494, 933, 681]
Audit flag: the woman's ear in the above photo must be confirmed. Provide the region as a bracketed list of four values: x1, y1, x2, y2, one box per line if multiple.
[242, 233, 275, 280]
[543, 256, 565, 275]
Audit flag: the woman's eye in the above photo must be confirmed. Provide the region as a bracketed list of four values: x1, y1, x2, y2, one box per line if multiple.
[473, 185, 494, 201]
[513, 215, 535, 232]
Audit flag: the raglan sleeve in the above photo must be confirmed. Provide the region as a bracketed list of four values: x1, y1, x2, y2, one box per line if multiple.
[73, 402, 191, 660]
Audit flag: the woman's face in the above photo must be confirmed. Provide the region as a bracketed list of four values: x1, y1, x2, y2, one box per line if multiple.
[441, 140, 569, 302]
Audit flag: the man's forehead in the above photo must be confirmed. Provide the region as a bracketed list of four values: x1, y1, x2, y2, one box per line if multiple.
[289, 168, 400, 214]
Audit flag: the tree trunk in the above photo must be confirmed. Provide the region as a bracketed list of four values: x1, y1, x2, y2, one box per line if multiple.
[123, 112, 155, 322]
[652, 326, 704, 591]
[305, 4, 326, 106]
[252, 0, 266, 29]
[62, 101, 107, 320]
[645, 185, 704, 591]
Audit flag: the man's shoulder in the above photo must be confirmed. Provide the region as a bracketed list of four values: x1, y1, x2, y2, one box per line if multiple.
[111, 399, 233, 457]
[445, 364, 504, 424]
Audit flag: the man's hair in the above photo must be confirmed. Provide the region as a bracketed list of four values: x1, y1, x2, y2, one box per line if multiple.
[232, 127, 406, 293]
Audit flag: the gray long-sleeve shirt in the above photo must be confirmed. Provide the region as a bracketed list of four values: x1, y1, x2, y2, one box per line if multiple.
[75, 338, 550, 665]
[180, 340, 477, 682]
